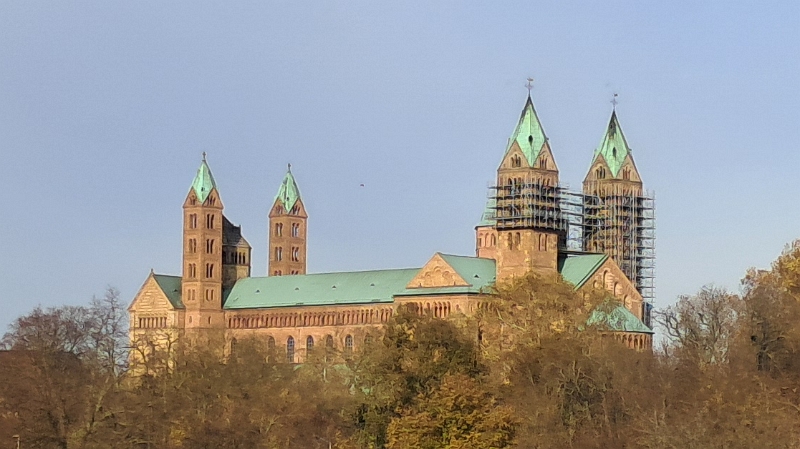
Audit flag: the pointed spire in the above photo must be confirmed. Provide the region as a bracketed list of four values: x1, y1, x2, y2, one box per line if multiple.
[505, 94, 549, 166]
[275, 164, 302, 211]
[593, 110, 633, 178]
[190, 154, 217, 202]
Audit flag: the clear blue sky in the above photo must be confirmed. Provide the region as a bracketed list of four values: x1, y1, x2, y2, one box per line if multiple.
[1, 2, 799, 331]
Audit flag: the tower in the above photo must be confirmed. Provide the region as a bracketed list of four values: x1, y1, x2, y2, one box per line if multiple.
[582, 109, 655, 310]
[268, 165, 308, 276]
[182, 155, 225, 329]
[492, 93, 565, 282]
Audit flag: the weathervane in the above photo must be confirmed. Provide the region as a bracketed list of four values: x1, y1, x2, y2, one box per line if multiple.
[611, 93, 619, 109]
[525, 77, 534, 95]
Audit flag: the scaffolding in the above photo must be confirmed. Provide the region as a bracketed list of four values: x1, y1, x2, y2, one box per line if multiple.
[491, 179, 656, 320]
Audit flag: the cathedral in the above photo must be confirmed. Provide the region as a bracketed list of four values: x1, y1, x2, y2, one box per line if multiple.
[129, 91, 655, 362]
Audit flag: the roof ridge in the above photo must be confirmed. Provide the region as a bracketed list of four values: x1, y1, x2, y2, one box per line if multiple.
[244, 267, 423, 280]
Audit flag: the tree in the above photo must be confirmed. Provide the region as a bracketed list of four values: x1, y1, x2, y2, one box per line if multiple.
[654, 286, 740, 366]
[0, 287, 128, 449]
[386, 374, 515, 449]
[348, 307, 487, 449]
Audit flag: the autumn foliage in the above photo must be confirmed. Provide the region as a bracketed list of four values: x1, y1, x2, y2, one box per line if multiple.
[5, 242, 800, 448]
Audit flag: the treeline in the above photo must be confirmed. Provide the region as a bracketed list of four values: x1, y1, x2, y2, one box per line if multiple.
[4, 244, 800, 448]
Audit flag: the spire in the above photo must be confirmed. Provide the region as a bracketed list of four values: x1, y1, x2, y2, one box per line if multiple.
[275, 164, 302, 211]
[593, 110, 633, 178]
[505, 94, 549, 166]
[190, 154, 217, 202]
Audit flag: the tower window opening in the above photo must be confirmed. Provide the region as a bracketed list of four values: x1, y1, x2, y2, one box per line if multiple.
[275, 247, 283, 261]
[205, 263, 214, 278]
[511, 155, 521, 168]
[275, 223, 283, 236]
[189, 214, 198, 229]
[206, 239, 214, 254]
[291, 223, 299, 237]
[612, 147, 617, 158]
[291, 247, 299, 262]
[540, 157, 548, 169]
[206, 214, 215, 229]
[596, 167, 606, 179]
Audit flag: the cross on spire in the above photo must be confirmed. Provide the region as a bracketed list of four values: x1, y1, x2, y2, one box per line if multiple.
[202, 151, 207, 162]
[525, 77, 534, 95]
[611, 93, 619, 109]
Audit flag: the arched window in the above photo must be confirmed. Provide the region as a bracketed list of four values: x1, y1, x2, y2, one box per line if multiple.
[364, 334, 373, 346]
[514, 232, 521, 250]
[623, 167, 631, 181]
[189, 214, 198, 229]
[539, 233, 547, 251]
[490, 234, 496, 246]
[286, 337, 295, 363]
[326, 335, 334, 349]
[345, 335, 353, 354]
[540, 157, 548, 169]
[275, 223, 283, 236]
[291, 247, 299, 262]
[511, 155, 521, 168]
[275, 247, 283, 261]
[306, 336, 314, 353]
[292, 223, 299, 237]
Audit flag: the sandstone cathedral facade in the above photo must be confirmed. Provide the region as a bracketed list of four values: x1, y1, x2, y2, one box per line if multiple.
[129, 91, 655, 363]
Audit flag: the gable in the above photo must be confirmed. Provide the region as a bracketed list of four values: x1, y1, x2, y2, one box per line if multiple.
[129, 274, 182, 314]
[406, 253, 470, 289]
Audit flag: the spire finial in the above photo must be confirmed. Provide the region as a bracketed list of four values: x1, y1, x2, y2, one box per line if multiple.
[202, 151, 207, 162]
[611, 93, 619, 110]
[525, 77, 534, 95]
[287, 163, 292, 172]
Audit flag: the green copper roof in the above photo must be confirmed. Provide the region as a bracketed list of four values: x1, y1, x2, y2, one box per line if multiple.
[190, 159, 217, 203]
[477, 196, 496, 227]
[153, 274, 184, 309]
[225, 255, 496, 309]
[505, 95, 548, 166]
[225, 269, 419, 309]
[275, 167, 302, 211]
[587, 300, 653, 334]
[559, 254, 608, 289]
[593, 111, 632, 178]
